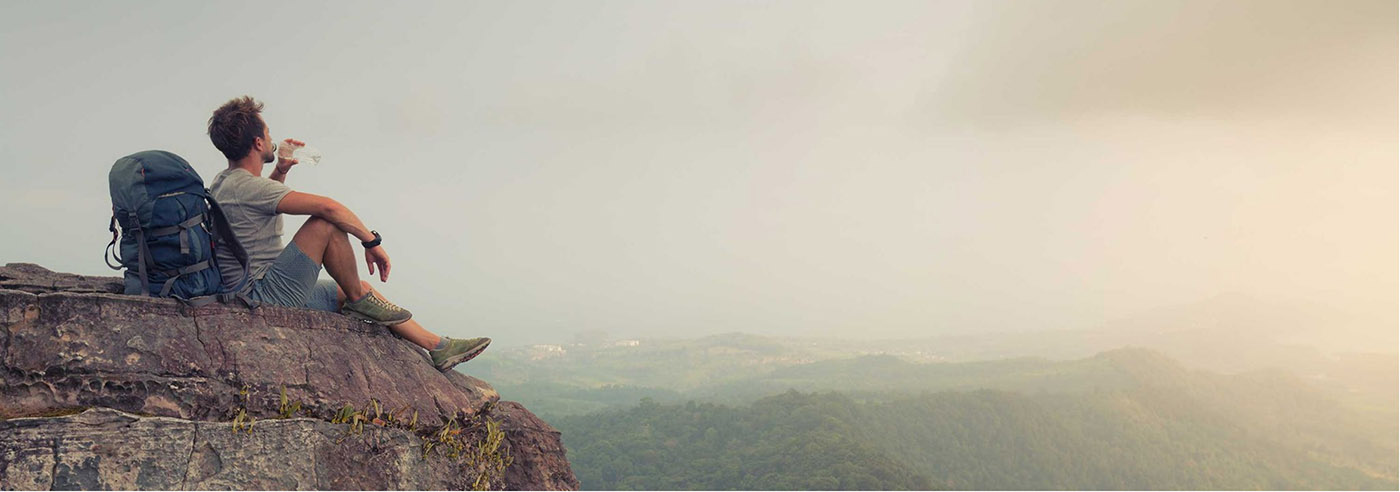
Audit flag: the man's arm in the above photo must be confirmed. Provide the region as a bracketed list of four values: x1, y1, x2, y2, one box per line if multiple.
[269, 166, 290, 183]
[277, 190, 395, 282]
[268, 138, 305, 184]
[276, 191, 374, 242]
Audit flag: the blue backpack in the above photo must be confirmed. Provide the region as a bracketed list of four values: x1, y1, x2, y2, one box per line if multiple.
[105, 150, 256, 307]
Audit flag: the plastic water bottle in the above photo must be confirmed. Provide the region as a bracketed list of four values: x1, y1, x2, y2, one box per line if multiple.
[276, 142, 323, 165]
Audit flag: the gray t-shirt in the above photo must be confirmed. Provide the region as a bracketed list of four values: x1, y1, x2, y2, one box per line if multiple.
[210, 167, 292, 291]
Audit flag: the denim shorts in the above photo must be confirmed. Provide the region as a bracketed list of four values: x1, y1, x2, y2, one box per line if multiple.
[246, 242, 341, 313]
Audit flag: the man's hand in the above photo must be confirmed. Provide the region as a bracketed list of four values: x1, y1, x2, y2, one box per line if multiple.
[275, 138, 305, 174]
[365, 245, 392, 282]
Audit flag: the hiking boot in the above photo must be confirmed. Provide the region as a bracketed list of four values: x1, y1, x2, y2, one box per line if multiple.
[430, 337, 492, 372]
[341, 291, 412, 325]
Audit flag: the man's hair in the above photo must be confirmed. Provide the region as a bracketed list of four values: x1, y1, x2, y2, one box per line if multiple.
[208, 96, 266, 160]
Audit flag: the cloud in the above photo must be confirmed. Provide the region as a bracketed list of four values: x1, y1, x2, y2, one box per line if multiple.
[923, 0, 1397, 125]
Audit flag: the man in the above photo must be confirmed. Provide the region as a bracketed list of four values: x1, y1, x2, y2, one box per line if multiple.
[206, 96, 489, 372]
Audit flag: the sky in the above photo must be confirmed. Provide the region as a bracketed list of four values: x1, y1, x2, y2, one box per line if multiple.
[0, 0, 1394, 349]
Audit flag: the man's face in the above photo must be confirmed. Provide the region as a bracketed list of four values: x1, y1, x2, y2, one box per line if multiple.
[258, 119, 275, 164]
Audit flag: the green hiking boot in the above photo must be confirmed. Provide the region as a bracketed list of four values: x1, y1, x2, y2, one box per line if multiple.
[429, 337, 492, 372]
[341, 291, 413, 325]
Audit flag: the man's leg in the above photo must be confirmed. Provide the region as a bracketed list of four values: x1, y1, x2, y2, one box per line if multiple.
[332, 281, 491, 371]
[291, 217, 367, 302]
[335, 280, 442, 350]
[292, 217, 442, 350]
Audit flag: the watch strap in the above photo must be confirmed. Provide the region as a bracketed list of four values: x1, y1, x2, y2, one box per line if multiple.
[362, 230, 382, 249]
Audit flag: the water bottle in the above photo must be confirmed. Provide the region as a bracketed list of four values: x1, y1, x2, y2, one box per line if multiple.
[275, 142, 323, 165]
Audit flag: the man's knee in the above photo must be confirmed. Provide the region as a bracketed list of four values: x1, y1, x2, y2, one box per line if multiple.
[292, 217, 346, 264]
[302, 216, 342, 237]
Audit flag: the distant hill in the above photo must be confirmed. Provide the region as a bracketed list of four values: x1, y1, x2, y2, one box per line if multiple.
[693, 347, 1189, 401]
[556, 350, 1398, 490]
[559, 393, 934, 490]
[461, 295, 1397, 490]
[474, 331, 1394, 420]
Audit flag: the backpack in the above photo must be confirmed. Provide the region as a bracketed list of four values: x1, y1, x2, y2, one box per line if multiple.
[104, 150, 257, 307]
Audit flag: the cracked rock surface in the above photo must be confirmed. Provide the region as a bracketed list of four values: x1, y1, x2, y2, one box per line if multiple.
[2, 407, 471, 490]
[0, 263, 578, 491]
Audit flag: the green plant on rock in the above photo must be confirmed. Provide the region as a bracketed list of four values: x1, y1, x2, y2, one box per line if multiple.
[467, 418, 513, 491]
[367, 398, 384, 425]
[330, 403, 368, 442]
[381, 404, 418, 431]
[276, 392, 511, 488]
[422, 417, 463, 458]
[278, 386, 302, 419]
[231, 408, 255, 434]
[329, 399, 434, 445]
[230, 384, 256, 434]
[421, 412, 513, 491]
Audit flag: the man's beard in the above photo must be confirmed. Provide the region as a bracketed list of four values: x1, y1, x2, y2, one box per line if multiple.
[261, 147, 275, 164]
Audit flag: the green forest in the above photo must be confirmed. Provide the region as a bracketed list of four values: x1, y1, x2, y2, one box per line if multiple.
[558, 394, 931, 490]
[478, 341, 1397, 490]
[558, 386, 1394, 490]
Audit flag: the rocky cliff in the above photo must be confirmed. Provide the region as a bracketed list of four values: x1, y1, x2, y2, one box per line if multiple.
[0, 263, 577, 490]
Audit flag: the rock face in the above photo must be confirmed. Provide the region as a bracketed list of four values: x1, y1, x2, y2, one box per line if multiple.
[0, 263, 578, 490]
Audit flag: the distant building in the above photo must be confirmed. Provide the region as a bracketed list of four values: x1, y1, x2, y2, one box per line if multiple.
[613, 340, 641, 347]
[527, 344, 566, 360]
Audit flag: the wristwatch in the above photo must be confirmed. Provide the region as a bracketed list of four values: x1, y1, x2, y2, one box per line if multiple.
[362, 230, 382, 249]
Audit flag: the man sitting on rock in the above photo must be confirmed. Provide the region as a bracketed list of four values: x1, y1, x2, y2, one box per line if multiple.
[206, 95, 490, 372]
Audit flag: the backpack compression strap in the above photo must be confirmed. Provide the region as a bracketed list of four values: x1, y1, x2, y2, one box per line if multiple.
[108, 212, 209, 297]
[128, 211, 153, 297]
[156, 259, 215, 297]
[176, 290, 259, 309]
[149, 214, 205, 255]
[105, 215, 123, 270]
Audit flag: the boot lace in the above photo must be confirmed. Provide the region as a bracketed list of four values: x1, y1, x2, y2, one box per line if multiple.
[366, 292, 406, 313]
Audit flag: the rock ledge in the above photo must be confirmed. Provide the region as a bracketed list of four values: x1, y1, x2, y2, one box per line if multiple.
[0, 263, 577, 490]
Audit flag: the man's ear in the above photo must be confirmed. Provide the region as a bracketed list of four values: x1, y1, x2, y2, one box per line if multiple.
[252, 135, 270, 156]
[244, 136, 266, 160]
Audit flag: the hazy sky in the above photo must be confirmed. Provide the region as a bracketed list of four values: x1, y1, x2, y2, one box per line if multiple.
[1, 1, 1394, 348]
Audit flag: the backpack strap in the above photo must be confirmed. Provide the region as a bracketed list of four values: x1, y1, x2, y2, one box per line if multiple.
[175, 289, 260, 309]
[128, 211, 153, 297]
[204, 190, 251, 290]
[225, 290, 258, 308]
[156, 259, 215, 297]
[104, 215, 123, 270]
[149, 214, 205, 255]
